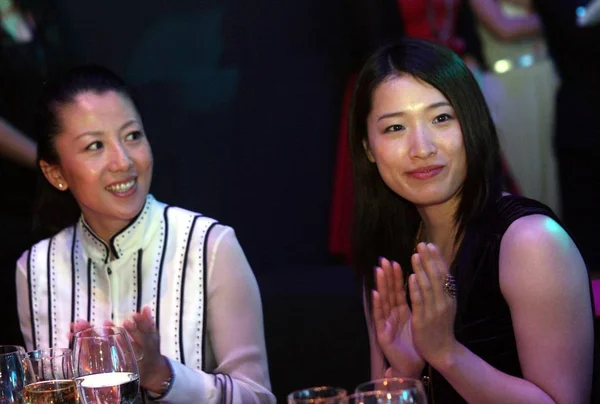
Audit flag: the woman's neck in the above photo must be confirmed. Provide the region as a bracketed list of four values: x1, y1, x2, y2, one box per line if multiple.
[416, 197, 461, 264]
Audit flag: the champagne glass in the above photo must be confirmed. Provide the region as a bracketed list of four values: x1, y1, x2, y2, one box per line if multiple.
[287, 386, 347, 403]
[72, 326, 140, 404]
[0, 345, 30, 403]
[354, 378, 427, 404]
[22, 348, 77, 404]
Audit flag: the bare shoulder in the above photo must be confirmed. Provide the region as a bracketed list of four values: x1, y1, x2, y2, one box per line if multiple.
[497, 215, 594, 402]
[499, 214, 588, 302]
[500, 214, 575, 259]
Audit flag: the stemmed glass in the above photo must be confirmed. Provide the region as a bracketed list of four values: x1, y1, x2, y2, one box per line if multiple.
[0, 345, 32, 403]
[346, 390, 426, 403]
[22, 348, 77, 404]
[72, 326, 140, 404]
[287, 386, 347, 403]
[353, 378, 427, 404]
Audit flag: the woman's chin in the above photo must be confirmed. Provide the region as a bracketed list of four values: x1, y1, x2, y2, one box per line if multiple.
[408, 192, 459, 209]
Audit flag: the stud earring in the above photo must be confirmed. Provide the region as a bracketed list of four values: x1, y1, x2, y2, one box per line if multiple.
[58, 183, 63, 189]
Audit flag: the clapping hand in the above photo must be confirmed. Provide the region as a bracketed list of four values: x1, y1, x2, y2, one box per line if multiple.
[408, 243, 458, 368]
[123, 306, 171, 393]
[372, 258, 425, 379]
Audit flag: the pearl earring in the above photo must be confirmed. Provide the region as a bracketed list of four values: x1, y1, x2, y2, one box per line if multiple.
[58, 183, 63, 189]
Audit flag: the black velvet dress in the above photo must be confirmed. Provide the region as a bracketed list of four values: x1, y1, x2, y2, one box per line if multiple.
[426, 195, 596, 402]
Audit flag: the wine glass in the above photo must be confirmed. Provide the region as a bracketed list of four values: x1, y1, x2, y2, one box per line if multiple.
[0, 345, 31, 403]
[354, 378, 427, 404]
[22, 380, 78, 404]
[22, 348, 77, 404]
[346, 390, 428, 404]
[72, 326, 140, 404]
[287, 386, 347, 403]
[26, 348, 73, 381]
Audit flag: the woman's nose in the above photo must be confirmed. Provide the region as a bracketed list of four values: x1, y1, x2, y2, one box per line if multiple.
[409, 125, 437, 159]
[108, 144, 133, 171]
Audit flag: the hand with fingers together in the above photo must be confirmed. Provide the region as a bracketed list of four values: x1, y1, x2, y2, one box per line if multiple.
[122, 306, 172, 395]
[68, 319, 115, 346]
[408, 242, 458, 369]
[372, 257, 425, 379]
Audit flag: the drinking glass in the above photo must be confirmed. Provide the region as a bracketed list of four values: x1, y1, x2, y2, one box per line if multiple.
[287, 386, 347, 403]
[0, 345, 31, 403]
[345, 390, 428, 404]
[22, 347, 77, 404]
[22, 380, 78, 404]
[25, 348, 73, 382]
[354, 378, 427, 404]
[72, 326, 140, 404]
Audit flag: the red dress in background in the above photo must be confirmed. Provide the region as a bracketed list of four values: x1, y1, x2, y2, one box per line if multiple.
[399, 0, 465, 54]
[328, 0, 519, 261]
[328, 75, 356, 261]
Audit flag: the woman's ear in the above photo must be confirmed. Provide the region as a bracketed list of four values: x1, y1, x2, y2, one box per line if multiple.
[362, 139, 375, 163]
[39, 160, 69, 191]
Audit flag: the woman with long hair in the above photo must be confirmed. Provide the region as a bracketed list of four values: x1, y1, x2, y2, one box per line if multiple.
[350, 38, 595, 402]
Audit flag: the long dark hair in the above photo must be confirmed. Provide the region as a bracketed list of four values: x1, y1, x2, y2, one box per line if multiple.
[32, 65, 134, 241]
[349, 39, 502, 296]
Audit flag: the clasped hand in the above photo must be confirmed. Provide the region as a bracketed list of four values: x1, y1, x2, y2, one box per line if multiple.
[372, 243, 457, 376]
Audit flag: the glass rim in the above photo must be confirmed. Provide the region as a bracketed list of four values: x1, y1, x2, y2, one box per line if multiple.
[73, 325, 128, 339]
[287, 386, 347, 401]
[24, 378, 76, 386]
[27, 347, 72, 358]
[0, 344, 26, 356]
[357, 376, 421, 384]
[348, 389, 420, 397]
[354, 377, 424, 393]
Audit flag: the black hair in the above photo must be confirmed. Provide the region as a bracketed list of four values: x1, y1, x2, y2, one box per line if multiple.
[32, 65, 134, 240]
[349, 39, 502, 297]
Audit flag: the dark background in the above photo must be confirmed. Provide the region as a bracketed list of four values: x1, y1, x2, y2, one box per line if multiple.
[0, 0, 379, 400]
[59, 0, 349, 268]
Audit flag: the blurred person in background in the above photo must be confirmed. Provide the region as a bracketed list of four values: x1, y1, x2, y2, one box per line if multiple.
[0, 0, 69, 346]
[531, 0, 600, 274]
[472, 0, 561, 214]
[0, 118, 36, 167]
